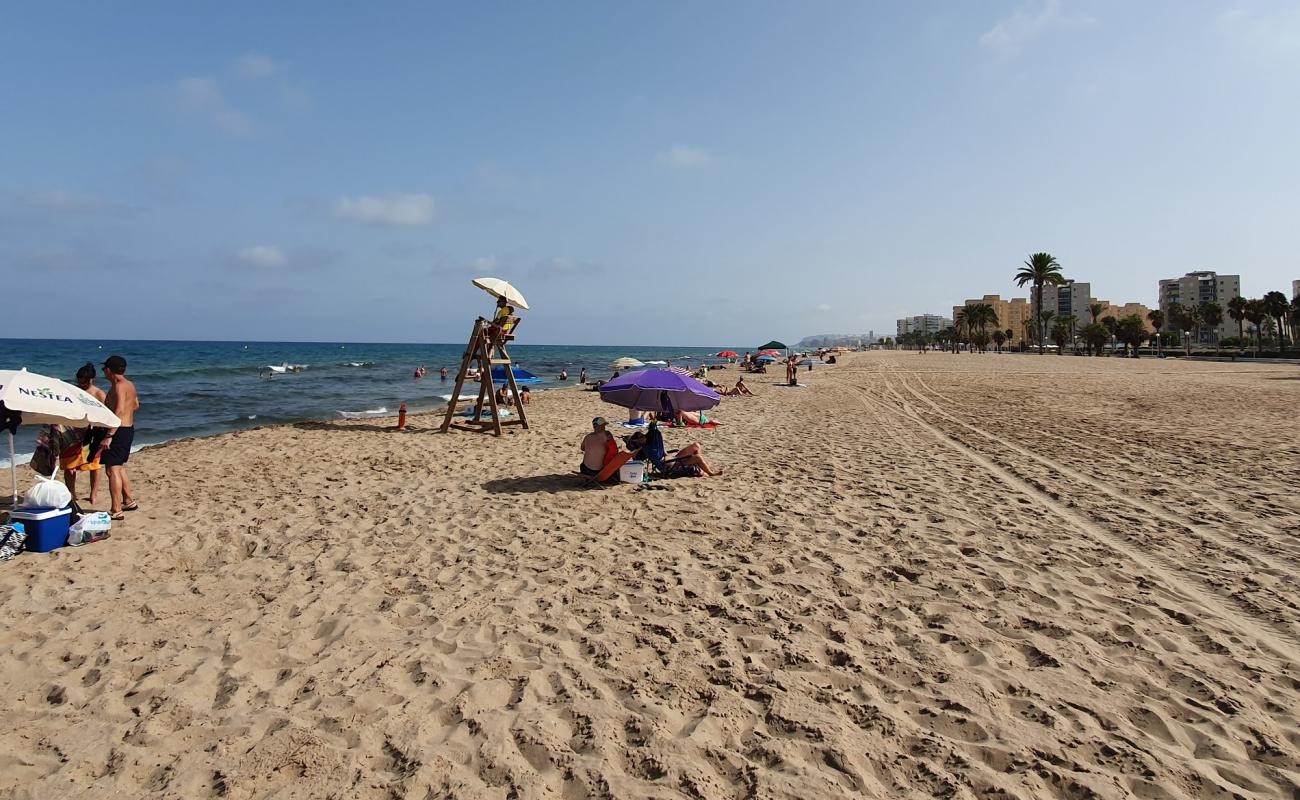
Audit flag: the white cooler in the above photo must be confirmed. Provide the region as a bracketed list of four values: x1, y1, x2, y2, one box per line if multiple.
[619, 460, 647, 484]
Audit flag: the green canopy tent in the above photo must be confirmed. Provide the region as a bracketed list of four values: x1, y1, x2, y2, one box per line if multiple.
[757, 340, 788, 352]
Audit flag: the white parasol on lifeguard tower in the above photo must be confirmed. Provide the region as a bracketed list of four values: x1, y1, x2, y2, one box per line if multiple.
[471, 277, 530, 310]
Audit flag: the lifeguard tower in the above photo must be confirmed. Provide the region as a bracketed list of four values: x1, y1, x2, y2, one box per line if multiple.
[441, 281, 530, 436]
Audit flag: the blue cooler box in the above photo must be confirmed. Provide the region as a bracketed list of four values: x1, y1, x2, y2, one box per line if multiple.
[10, 507, 72, 553]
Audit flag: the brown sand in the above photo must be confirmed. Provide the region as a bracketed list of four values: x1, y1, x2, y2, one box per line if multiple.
[1, 352, 1298, 799]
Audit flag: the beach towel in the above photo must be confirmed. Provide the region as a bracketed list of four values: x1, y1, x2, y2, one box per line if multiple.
[0, 524, 25, 562]
[672, 420, 719, 429]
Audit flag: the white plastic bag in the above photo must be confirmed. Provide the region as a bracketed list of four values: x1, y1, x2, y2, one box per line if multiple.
[24, 475, 71, 510]
[68, 513, 112, 547]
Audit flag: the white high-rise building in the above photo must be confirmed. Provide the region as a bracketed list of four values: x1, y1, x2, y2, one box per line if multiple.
[1157, 271, 1240, 343]
[896, 314, 952, 337]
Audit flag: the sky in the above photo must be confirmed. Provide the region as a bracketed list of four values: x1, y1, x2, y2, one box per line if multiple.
[2, 1, 1298, 346]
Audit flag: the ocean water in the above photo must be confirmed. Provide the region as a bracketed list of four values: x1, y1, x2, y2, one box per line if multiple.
[0, 339, 740, 464]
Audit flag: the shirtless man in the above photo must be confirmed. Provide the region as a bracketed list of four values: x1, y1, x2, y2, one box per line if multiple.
[579, 417, 613, 477]
[100, 355, 140, 519]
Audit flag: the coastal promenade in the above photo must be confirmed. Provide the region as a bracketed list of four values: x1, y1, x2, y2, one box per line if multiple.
[2, 352, 1297, 799]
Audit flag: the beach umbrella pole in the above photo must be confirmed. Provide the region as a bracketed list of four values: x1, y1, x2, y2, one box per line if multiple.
[8, 430, 15, 506]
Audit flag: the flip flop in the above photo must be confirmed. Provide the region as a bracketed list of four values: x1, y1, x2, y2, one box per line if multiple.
[110, 513, 125, 521]
[122, 502, 140, 512]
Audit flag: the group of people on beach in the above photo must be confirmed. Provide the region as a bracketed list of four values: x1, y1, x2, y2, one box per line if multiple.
[580, 417, 722, 480]
[63, 356, 140, 520]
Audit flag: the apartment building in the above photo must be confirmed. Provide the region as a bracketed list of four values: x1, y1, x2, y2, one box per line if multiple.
[896, 314, 952, 338]
[952, 295, 1033, 345]
[1029, 280, 1095, 326]
[1157, 271, 1240, 342]
[1094, 301, 1155, 332]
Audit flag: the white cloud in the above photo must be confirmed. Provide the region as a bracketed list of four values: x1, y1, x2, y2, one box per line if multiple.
[817, 303, 832, 312]
[979, 0, 1095, 55]
[175, 77, 253, 136]
[657, 145, 713, 169]
[1217, 6, 1300, 59]
[234, 52, 279, 79]
[237, 245, 286, 267]
[335, 193, 437, 227]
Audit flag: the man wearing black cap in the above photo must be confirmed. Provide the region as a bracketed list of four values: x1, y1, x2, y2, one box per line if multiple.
[100, 355, 140, 519]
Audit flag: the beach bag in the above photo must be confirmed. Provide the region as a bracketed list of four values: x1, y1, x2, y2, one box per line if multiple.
[0, 524, 25, 562]
[24, 475, 72, 510]
[67, 512, 112, 547]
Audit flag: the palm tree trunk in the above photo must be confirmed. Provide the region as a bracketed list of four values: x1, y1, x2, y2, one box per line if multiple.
[1035, 280, 1044, 355]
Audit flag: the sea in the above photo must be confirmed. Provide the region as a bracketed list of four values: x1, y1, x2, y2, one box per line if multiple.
[0, 339, 741, 465]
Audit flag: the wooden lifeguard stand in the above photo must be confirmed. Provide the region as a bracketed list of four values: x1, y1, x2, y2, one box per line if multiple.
[440, 316, 530, 436]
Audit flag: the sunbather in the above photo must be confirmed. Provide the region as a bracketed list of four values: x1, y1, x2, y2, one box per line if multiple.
[632, 422, 722, 477]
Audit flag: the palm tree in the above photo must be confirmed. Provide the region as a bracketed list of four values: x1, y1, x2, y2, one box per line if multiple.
[1088, 302, 1105, 327]
[1147, 309, 1165, 356]
[1038, 310, 1057, 352]
[953, 308, 970, 353]
[1021, 318, 1037, 353]
[1169, 302, 1197, 354]
[1198, 300, 1224, 349]
[1014, 252, 1065, 354]
[1082, 321, 1108, 355]
[1244, 299, 1267, 354]
[1227, 296, 1248, 343]
[1050, 320, 1071, 354]
[1290, 295, 1300, 348]
[970, 302, 999, 352]
[1263, 291, 1290, 349]
[1116, 315, 1147, 357]
[1060, 314, 1079, 354]
[992, 329, 1006, 352]
[1005, 328, 1014, 351]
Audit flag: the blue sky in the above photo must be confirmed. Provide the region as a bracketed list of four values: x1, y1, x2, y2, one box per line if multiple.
[3, 1, 1298, 345]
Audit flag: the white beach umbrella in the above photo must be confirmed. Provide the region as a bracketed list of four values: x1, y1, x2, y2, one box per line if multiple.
[0, 369, 121, 504]
[471, 277, 530, 310]
[609, 357, 644, 370]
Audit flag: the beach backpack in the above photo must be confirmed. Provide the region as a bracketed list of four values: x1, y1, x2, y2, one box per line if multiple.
[0, 524, 25, 562]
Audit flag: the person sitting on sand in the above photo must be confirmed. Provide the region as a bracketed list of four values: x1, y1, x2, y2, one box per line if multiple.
[579, 417, 615, 477]
[717, 376, 753, 397]
[520, 386, 531, 405]
[495, 385, 512, 407]
[558, 369, 568, 381]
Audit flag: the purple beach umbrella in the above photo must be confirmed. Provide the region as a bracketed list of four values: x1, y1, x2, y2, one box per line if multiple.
[598, 369, 720, 413]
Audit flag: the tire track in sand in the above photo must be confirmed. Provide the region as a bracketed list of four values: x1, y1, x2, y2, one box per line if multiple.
[844, 377, 1300, 661]
[888, 369, 1300, 575]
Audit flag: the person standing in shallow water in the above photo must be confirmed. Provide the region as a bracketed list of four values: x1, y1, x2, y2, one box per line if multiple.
[100, 355, 140, 520]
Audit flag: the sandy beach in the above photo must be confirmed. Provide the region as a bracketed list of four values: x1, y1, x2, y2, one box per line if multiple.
[2, 351, 1298, 800]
